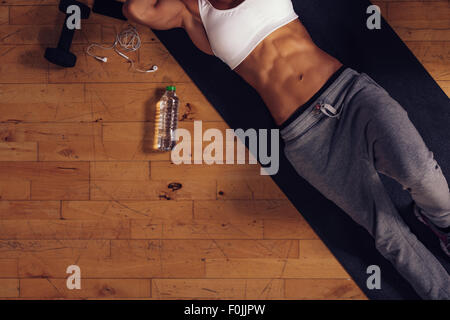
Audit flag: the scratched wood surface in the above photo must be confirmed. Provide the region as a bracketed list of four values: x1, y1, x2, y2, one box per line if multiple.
[0, 0, 448, 299]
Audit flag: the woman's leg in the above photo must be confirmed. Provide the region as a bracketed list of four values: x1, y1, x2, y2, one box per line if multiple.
[367, 80, 450, 229]
[281, 68, 450, 299]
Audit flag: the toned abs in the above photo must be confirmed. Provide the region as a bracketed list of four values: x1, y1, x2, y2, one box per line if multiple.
[234, 19, 342, 125]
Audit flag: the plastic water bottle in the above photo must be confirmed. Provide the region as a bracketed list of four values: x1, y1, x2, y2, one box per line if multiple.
[154, 86, 180, 151]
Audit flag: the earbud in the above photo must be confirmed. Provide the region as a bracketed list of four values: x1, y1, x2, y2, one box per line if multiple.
[94, 56, 108, 63]
[144, 65, 158, 73]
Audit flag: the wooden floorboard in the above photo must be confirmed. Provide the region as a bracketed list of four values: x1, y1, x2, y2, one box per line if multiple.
[0, 0, 448, 299]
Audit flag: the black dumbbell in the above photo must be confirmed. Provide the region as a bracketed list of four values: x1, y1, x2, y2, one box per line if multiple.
[45, 0, 91, 68]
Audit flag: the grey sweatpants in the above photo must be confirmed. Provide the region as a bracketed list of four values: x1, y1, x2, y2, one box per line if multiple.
[280, 68, 450, 299]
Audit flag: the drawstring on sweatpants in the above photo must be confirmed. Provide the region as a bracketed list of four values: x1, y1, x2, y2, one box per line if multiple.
[315, 103, 341, 118]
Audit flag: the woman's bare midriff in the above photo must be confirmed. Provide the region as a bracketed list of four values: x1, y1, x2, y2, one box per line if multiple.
[234, 19, 343, 125]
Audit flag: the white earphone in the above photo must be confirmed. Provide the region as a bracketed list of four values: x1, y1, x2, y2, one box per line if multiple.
[86, 24, 158, 73]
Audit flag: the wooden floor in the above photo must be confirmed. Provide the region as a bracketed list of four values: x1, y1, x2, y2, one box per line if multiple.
[0, 0, 448, 299]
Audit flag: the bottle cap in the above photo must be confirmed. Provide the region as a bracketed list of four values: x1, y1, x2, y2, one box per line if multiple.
[166, 86, 176, 91]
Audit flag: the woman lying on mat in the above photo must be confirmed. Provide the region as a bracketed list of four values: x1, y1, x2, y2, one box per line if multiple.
[121, 0, 450, 299]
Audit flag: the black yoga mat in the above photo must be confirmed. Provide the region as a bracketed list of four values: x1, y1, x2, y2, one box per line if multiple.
[151, 0, 450, 299]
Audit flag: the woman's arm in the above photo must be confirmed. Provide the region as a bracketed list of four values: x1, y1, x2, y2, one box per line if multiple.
[123, 0, 214, 55]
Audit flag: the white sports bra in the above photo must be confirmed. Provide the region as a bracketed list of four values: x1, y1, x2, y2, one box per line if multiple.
[198, 0, 299, 70]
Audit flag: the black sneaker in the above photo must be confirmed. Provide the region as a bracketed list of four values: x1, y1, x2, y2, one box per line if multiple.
[413, 202, 450, 257]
